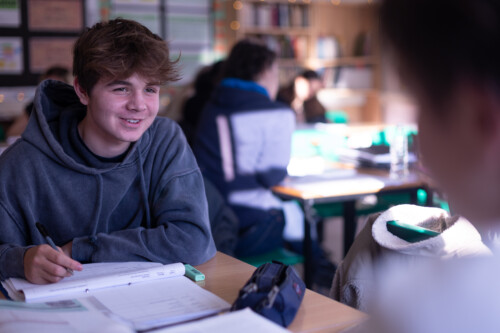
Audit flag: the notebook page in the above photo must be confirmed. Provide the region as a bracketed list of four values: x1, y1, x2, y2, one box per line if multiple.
[90, 276, 231, 331]
[150, 308, 290, 333]
[5, 262, 184, 303]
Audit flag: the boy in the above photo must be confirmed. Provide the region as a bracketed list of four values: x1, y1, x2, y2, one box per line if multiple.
[0, 19, 216, 285]
[342, 1, 500, 331]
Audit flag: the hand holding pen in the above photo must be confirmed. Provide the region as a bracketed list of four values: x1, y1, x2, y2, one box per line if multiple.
[23, 222, 83, 285]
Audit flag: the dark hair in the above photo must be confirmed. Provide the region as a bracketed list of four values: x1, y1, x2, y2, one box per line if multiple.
[380, 0, 500, 105]
[73, 18, 179, 94]
[222, 38, 277, 81]
[43, 66, 70, 83]
[300, 70, 321, 81]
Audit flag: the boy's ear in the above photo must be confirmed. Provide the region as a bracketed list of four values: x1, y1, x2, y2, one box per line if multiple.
[73, 77, 89, 106]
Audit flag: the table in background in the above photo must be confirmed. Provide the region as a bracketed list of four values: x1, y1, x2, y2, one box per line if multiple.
[273, 168, 432, 288]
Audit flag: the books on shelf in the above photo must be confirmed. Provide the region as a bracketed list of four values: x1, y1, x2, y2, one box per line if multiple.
[2, 262, 230, 331]
[242, 2, 309, 28]
[316, 36, 340, 59]
[257, 35, 307, 60]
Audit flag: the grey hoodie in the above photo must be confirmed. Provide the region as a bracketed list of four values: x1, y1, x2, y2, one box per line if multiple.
[0, 80, 216, 280]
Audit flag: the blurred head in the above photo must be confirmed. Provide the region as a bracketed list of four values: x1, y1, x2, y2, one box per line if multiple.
[42, 66, 70, 84]
[295, 70, 323, 102]
[222, 38, 279, 99]
[381, 0, 500, 225]
[73, 18, 179, 95]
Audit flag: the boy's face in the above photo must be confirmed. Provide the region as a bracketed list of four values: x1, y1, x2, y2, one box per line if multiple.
[74, 73, 160, 157]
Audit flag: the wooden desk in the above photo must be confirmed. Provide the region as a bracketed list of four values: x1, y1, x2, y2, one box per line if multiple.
[0, 253, 367, 332]
[273, 169, 431, 287]
[196, 252, 367, 333]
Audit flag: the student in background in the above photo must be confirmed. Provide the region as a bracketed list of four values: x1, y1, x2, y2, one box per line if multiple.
[277, 69, 327, 123]
[6, 66, 71, 140]
[193, 39, 335, 289]
[179, 60, 224, 147]
[0, 18, 216, 284]
[344, 1, 500, 331]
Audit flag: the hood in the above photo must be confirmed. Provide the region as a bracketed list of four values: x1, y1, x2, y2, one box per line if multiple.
[212, 82, 289, 112]
[372, 204, 492, 258]
[22, 79, 148, 174]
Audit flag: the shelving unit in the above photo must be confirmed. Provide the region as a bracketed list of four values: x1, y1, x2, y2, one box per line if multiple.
[225, 0, 382, 122]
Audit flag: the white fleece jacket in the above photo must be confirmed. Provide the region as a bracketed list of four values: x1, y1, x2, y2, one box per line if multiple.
[330, 204, 491, 311]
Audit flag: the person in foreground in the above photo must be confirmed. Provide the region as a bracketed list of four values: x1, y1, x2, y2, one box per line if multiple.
[342, 0, 500, 332]
[0, 18, 216, 285]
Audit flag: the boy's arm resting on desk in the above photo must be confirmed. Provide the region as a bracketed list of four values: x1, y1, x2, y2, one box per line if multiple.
[70, 169, 217, 266]
[0, 211, 81, 283]
[0, 245, 31, 281]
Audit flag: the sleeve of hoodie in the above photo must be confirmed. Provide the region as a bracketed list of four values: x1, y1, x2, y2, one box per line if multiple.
[0, 202, 32, 280]
[71, 122, 217, 266]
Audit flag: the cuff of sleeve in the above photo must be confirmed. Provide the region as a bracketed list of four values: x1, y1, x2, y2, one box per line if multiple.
[71, 236, 95, 263]
[0, 246, 31, 280]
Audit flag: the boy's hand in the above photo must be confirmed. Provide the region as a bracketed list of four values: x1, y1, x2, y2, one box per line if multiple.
[24, 245, 83, 284]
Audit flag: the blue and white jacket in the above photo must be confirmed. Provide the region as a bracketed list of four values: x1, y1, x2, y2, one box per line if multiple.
[193, 78, 295, 229]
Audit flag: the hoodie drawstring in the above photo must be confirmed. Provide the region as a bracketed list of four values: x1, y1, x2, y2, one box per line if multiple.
[88, 174, 104, 244]
[137, 151, 151, 227]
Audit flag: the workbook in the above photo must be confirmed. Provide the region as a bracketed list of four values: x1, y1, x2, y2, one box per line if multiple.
[151, 308, 291, 333]
[1, 262, 230, 331]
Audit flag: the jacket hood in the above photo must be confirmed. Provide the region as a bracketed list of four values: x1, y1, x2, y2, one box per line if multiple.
[372, 204, 491, 258]
[212, 84, 289, 112]
[22, 79, 148, 174]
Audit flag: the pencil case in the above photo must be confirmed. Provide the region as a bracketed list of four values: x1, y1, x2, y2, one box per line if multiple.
[230, 261, 305, 327]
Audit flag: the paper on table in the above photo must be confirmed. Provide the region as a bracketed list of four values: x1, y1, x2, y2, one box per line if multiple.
[87, 276, 231, 331]
[149, 308, 290, 333]
[3, 262, 185, 303]
[0, 298, 134, 333]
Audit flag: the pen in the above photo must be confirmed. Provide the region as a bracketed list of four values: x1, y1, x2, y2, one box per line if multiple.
[35, 222, 74, 275]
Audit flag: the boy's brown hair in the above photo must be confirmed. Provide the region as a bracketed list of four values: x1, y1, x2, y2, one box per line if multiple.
[73, 18, 179, 94]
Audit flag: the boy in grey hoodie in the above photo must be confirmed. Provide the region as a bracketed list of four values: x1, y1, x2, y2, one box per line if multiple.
[0, 18, 216, 285]
[338, 1, 500, 332]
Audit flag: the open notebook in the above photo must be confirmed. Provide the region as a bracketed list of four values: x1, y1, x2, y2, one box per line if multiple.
[1, 262, 230, 331]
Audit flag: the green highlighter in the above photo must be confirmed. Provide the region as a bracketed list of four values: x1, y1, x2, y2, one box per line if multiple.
[387, 220, 441, 243]
[184, 264, 205, 282]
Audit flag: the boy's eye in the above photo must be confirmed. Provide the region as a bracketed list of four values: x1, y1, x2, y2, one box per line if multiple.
[146, 87, 158, 94]
[113, 87, 128, 92]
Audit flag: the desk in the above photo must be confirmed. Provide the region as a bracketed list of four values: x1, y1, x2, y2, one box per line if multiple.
[196, 252, 367, 333]
[0, 252, 367, 332]
[273, 169, 431, 287]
